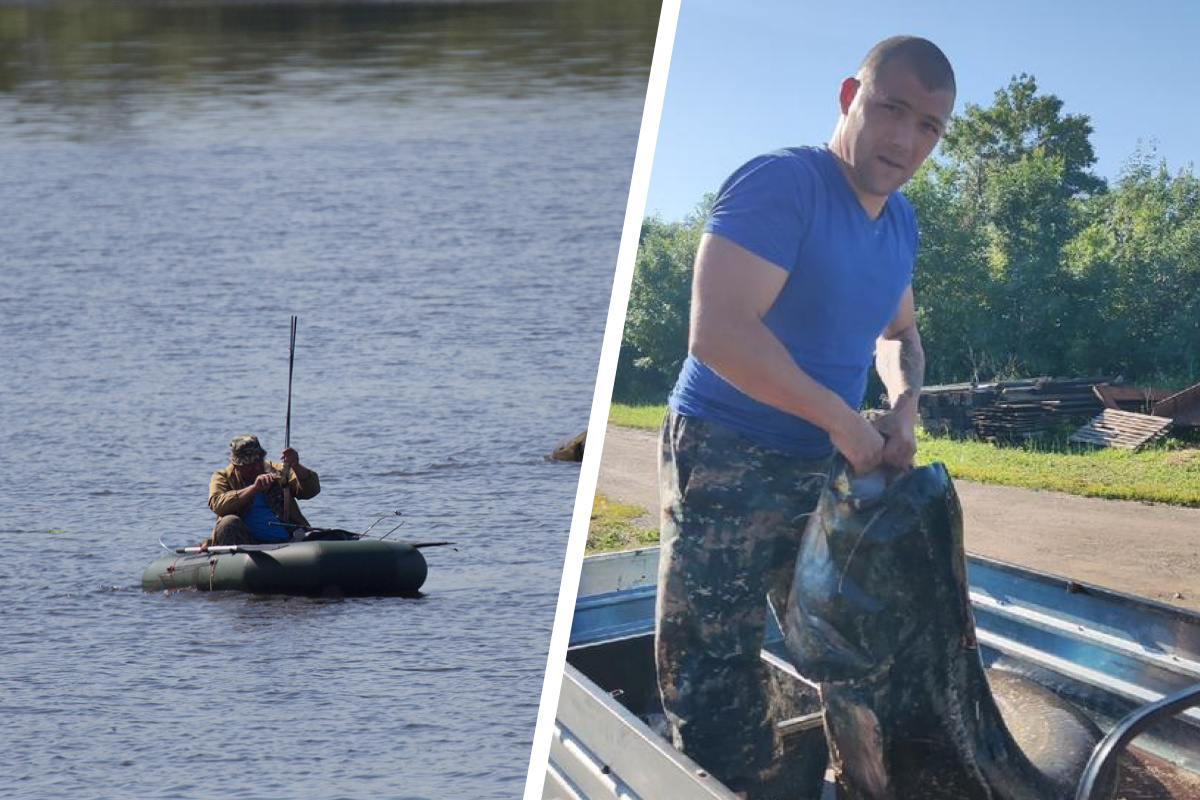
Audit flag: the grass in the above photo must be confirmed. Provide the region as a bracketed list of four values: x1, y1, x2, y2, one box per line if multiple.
[609, 402, 667, 430]
[587, 493, 658, 554]
[606, 402, 1200, 507]
[917, 432, 1200, 506]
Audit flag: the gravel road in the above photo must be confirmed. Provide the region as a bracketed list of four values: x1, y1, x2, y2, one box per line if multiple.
[594, 424, 1200, 612]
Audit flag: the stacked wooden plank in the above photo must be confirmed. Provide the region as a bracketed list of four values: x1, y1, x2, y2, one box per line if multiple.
[917, 382, 996, 437]
[971, 378, 1107, 442]
[921, 376, 1199, 447]
[1069, 409, 1174, 450]
[919, 377, 1112, 442]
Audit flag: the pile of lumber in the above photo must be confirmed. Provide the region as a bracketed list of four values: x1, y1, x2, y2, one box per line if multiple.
[916, 382, 993, 437]
[920, 376, 1200, 450]
[1069, 380, 1200, 450]
[919, 377, 1110, 442]
[972, 379, 1106, 442]
[1069, 409, 1173, 450]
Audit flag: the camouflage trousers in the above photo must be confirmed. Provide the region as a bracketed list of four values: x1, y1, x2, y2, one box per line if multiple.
[207, 516, 258, 546]
[656, 411, 830, 796]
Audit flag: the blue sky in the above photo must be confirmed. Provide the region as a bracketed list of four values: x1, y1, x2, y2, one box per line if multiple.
[643, 0, 1200, 221]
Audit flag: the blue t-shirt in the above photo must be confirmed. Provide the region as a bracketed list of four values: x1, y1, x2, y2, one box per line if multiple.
[244, 493, 289, 542]
[669, 146, 918, 457]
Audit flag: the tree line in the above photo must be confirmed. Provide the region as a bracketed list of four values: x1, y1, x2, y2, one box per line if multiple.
[617, 75, 1200, 403]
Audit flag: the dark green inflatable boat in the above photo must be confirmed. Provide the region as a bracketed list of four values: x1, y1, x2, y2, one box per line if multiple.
[142, 538, 428, 597]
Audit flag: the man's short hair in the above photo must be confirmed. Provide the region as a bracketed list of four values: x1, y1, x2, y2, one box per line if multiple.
[858, 35, 955, 96]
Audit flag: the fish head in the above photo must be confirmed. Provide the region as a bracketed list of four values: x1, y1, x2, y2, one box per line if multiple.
[784, 459, 966, 681]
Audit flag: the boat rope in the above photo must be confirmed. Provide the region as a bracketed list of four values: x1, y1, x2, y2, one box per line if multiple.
[146, 555, 186, 593]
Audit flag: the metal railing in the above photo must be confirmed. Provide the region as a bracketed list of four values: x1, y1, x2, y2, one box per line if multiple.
[1075, 681, 1200, 800]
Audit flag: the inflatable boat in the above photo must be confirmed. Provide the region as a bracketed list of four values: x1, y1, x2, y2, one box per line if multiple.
[142, 538, 428, 597]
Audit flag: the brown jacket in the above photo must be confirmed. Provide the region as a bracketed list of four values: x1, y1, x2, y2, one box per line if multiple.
[208, 461, 321, 529]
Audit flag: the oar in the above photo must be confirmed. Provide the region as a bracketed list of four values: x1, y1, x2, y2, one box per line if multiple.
[281, 316, 297, 524]
[176, 539, 456, 555]
[175, 543, 290, 554]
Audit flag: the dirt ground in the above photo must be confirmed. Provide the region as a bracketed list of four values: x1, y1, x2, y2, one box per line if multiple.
[594, 424, 1200, 612]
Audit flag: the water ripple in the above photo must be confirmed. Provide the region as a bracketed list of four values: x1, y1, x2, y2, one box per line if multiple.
[0, 1, 651, 797]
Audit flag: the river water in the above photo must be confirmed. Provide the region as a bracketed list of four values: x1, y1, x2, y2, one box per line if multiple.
[0, 2, 656, 797]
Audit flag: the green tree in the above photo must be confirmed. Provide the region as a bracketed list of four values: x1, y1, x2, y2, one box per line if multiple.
[1063, 149, 1200, 380]
[931, 74, 1106, 378]
[941, 73, 1104, 203]
[905, 161, 991, 383]
[615, 196, 711, 401]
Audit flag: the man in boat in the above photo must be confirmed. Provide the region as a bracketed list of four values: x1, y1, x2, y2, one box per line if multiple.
[655, 36, 956, 799]
[202, 434, 321, 546]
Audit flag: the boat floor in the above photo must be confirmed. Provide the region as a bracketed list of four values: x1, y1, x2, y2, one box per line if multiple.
[1124, 751, 1200, 800]
[567, 632, 1200, 800]
[625, 694, 1200, 799]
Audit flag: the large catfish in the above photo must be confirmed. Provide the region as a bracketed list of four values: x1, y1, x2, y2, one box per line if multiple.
[781, 461, 1114, 800]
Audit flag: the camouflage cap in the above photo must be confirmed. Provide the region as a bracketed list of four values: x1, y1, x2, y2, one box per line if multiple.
[229, 434, 268, 465]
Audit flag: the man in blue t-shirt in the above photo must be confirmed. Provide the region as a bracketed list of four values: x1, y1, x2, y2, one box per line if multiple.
[656, 36, 956, 798]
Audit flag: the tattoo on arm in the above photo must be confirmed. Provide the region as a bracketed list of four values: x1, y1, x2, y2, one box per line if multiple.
[898, 331, 924, 393]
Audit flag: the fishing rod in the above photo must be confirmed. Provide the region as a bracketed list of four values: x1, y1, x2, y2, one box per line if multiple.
[282, 315, 297, 517]
[361, 510, 402, 537]
[285, 315, 296, 452]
